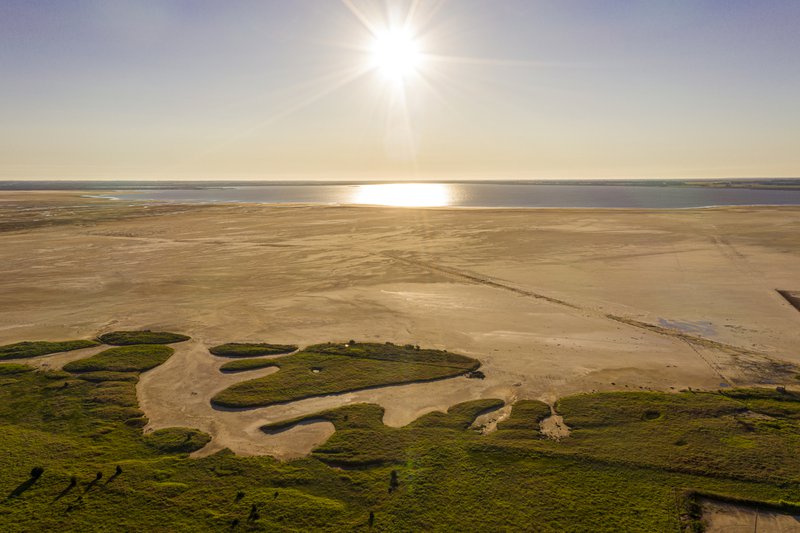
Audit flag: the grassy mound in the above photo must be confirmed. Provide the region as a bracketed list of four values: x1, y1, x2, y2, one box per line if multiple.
[212, 342, 479, 408]
[209, 342, 297, 358]
[98, 330, 190, 346]
[144, 427, 212, 454]
[0, 339, 98, 360]
[63, 345, 174, 373]
[219, 358, 278, 373]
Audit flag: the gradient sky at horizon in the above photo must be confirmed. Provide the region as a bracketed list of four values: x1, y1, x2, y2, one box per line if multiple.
[1, 0, 798, 181]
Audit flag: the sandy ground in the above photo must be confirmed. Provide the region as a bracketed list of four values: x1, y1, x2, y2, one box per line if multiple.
[702, 499, 800, 532]
[1, 191, 799, 458]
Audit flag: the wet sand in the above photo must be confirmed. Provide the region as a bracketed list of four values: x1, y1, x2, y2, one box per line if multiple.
[1, 191, 799, 457]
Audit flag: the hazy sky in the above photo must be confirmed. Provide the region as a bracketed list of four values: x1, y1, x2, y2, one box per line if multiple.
[1, 0, 798, 180]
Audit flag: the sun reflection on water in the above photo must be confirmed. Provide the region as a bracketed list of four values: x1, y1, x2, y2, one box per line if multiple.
[351, 183, 452, 207]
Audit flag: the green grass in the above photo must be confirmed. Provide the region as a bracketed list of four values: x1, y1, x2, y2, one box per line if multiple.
[0, 339, 99, 360]
[219, 358, 279, 372]
[0, 363, 34, 375]
[144, 428, 212, 454]
[6, 338, 800, 530]
[62, 345, 174, 373]
[97, 330, 190, 345]
[211, 342, 480, 408]
[209, 342, 297, 358]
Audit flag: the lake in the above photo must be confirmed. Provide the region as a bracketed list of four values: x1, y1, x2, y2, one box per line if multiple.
[108, 182, 800, 208]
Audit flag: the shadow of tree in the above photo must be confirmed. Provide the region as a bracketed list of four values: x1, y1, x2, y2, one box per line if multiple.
[6, 476, 40, 499]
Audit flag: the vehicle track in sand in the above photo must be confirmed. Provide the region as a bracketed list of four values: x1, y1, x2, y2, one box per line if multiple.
[380, 251, 794, 386]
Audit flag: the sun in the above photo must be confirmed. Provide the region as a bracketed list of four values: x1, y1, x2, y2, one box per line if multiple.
[370, 29, 421, 82]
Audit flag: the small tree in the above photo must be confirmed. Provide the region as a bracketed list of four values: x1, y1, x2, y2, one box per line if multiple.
[30, 467, 44, 479]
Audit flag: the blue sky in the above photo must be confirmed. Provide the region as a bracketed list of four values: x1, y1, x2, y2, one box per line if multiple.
[1, 0, 798, 180]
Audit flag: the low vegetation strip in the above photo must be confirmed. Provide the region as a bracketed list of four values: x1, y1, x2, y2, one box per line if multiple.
[209, 343, 297, 358]
[97, 330, 190, 345]
[211, 342, 480, 409]
[306, 341, 478, 369]
[219, 358, 278, 373]
[63, 345, 174, 373]
[0, 339, 99, 360]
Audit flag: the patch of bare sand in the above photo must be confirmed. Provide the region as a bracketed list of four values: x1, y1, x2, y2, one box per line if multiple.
[702, 499, 800, 532]
[2, 194, 800, 458]
[540, 413, 571, 440]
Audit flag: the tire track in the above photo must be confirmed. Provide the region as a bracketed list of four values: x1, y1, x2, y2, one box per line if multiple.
[381, 251, 795, 385]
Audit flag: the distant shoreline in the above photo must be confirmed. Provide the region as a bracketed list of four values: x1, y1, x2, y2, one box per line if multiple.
[2, 177, 800, 191]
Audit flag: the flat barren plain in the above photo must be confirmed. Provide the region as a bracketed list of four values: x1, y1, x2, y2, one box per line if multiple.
[2, 191, 799, 459]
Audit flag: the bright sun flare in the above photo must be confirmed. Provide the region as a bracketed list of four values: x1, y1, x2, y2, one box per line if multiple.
[353, 183, 450, 207]
[370, 30, 421, 81]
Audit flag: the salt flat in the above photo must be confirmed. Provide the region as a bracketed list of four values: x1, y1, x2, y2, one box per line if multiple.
[1, 191, 799, 457]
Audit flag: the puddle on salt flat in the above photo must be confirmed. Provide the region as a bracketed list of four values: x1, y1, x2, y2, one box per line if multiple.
[658, 319, 716, 337]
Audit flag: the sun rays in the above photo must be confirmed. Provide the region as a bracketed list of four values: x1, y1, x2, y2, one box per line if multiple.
[174, 0, 554, 173]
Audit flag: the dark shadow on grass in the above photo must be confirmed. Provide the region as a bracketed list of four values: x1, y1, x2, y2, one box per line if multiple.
[6, 477, 40, 499]
[261, 418, 331, 435]
[53, 484, 75, 502]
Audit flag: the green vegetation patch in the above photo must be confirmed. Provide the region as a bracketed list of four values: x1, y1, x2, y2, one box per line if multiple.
[409, 399, 506, 430]
[209, 342, 297, 358]
[6, 361, 800, 531]
[0, 339, 98, 360]
[144, 427, 212, 454]
[0, 363, 34, 375]
[212, 342, 480, 409]
[219, 358, 278, 373]
[74, 371, 140, 383]
[263, 400, 506, 467]
[63, 345, 174, 373]
[97, 330, 190, 346]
